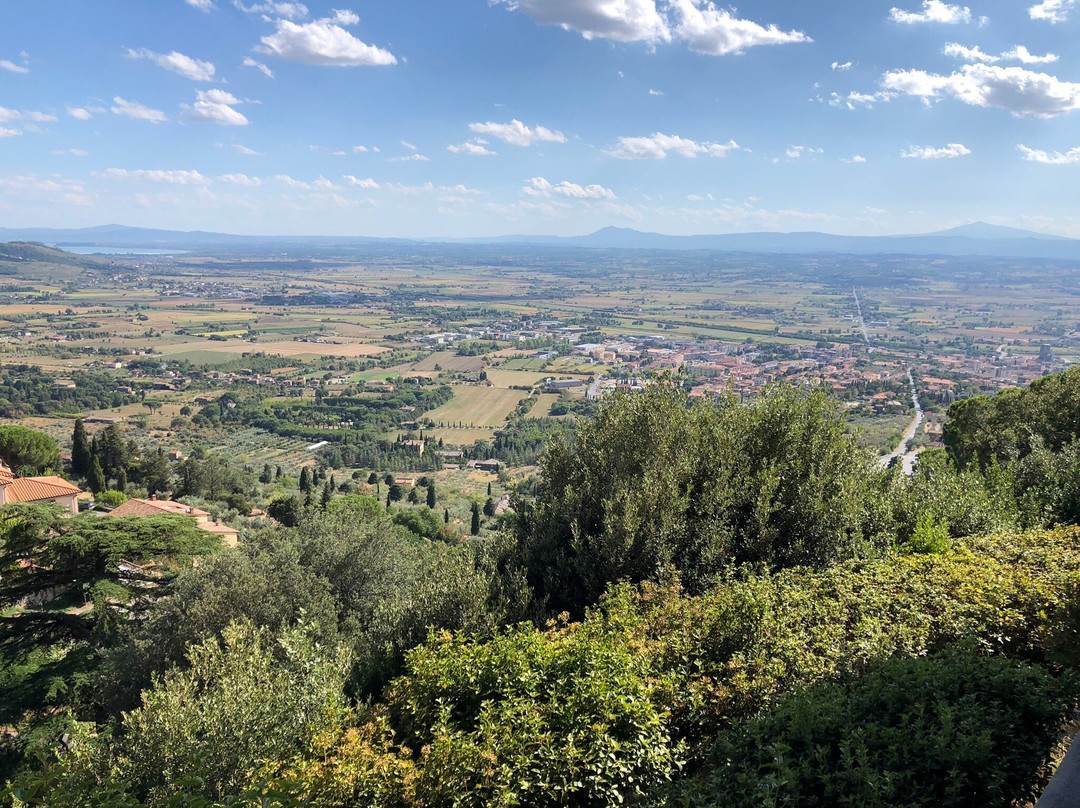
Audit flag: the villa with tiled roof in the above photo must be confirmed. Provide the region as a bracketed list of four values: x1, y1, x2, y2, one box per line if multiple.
[109, 497, 240, 547]
[0, 465, 82, 514]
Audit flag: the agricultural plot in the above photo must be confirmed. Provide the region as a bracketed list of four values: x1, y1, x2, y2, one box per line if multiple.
[426, 386, 529, 428]
[411, 352, 485, 372]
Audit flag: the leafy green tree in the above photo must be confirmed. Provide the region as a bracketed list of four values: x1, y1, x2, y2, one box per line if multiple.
[393, 507, 443, 541]
[407, 487, 420, 504]
[71, 418, 91, 477]
[136, 449, 172, 497]
[511, 381, 892, 616]
[368, 472, 379, 485]
[94, 424, 128, 484]
[387, 483, 404, 503]
[259, 463, 273, 484]
[116, 620, 351, 804]
[0, 425, 60, 475]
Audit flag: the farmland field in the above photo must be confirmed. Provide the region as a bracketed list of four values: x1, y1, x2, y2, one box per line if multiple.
[426, 386, 529, 428]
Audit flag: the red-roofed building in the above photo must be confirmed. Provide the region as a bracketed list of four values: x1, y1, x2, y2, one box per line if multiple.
[109, 497, 240, 547]
[0, 472, 82, 514]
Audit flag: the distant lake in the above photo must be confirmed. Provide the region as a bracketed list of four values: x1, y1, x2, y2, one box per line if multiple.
[51, 244, 189, 256]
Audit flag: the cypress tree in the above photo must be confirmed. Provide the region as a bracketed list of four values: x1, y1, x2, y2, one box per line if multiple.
[444, 507, 450, 524]
[71, 419, 91, 477]
[299, 467, 312, 493]
[484, 496, 495, 517]
[427, 483, 437, 509]
[470, 501, 481, 535]
[320, 480, 333, 508]
[87, 457, 106, 495]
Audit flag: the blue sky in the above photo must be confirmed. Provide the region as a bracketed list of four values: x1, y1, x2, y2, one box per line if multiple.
[1, 0, 1079, 237]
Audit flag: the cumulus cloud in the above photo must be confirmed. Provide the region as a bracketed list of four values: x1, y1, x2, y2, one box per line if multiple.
[111, 97, 168, 123]
[0, 108, 57, 125]
[447, 140, 497, 156]
[1029, 0, 1075, 22]
[832, 61, 853, 71]
[401, 140, 417, 151]
[882, 64, 1080, 118]
[219, 173, 262, 185]
[0, 128, 20, 138]
[343, 175, 380, 188]
[829, 90, 894, 109]
[181, 89, 250, 125]
[900, 143, 972, 158]
[890, 0, 972, 24]
[388, 153, 429, 162]
[258, 11, 397, 67]
[843, 155, 868, 163]
[242, 57, 275, 78]
[235, 1, 309, 19]
[0, 59, 29, 74]
[525, 177, 616, 200]
[352, 144, 379, 153]
[668, 0, 811, 56]
[101, 168, 210, 184]
[1017, 144, 1080, 163]
[127, 48, 216, 81]
[468, 119, 565, 146]
[53, 148, 89, 157]
[786, 145, 824, 158]
[185, 0, 215, 10]
[489, 0, 670, 43]
[275, 174, 311, 189]
[944, 42, 1058, 63]
[67, 106, 95, 120]
[606, 132, 740, 159]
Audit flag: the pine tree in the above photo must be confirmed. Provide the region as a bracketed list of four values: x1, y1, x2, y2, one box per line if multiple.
[484, 496, 495, 517]
[367, 472, 378, 485]
[299, 467, 312, 493]
[487, 482, 492, 496]
[470, 501, 481, 536]
[407, 487, 420, 504]
[71, 419, 91, 477]
[320, 480, 333, 508]
[427, 483, 437, 509]
[275, 465, 283, 479]
[87, 457, 106, 494]
[116, 467, 128, 492]
[259, 463, 272, 484]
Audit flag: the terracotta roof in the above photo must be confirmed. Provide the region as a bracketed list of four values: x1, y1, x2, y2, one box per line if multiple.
[109, 498, 210, 519]
[200, 521, 240, 535]
[4, 476, 82, 504]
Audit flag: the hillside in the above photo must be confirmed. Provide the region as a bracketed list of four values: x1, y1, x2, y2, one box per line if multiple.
[0, 241, 112, 281]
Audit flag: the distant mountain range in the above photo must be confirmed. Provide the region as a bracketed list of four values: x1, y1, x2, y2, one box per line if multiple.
[2, 222, 1079, 260]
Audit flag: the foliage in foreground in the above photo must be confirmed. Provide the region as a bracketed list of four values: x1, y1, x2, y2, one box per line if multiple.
[12, 526, 1080, 807]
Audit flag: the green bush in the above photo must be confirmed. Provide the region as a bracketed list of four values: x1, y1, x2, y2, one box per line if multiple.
[676, 651, 1077, 808]
[95, 489, 129, 509]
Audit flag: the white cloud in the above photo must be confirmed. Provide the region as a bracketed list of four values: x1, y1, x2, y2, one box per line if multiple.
[843, 155, 868, 163]
[525, 177, 617, 200]
[67, 106, 95, 120]
[1003, 46, 1059, 64]
[401, 140, 417, 151]
[607, 132, 740, 159]
[242, 57, 275, 78]
[490, 0, 670, 43]
[890, 1, 972, 24]
[234, 1, 308, 19]
[649, 88, 664, 96]
[388, 153, 430, 162]
[23, 111, 57, 123]
[219, 173, 262, 185]
[468, 119, 566, 146]
[0, 108, 18, 124]
[101, 168, 210, 184]
[111, 96, 168, 123]
[182, 89, 250, 125]
[185, 0, 215, 10]
[944, 42, 1058, 63]
[829, 90, 894, 109]
[1017, 144, 1080, 164]
[344, 175, 380, 188]
[832, 61, 853, 71]
[882, 64, 1080, 118]
[786, 145, 824, 158]
[233, 144, 263, 155]
[668, 0, 811, 56]
[127, 48, 216, 81]
[901, 142, 972, 158]
[0, 128, 20, 138]
[447, 139, 497, 156]
[258, 12, 397, 67]
[0, 59, 29, 74]
[53, 148, 89, 157]
[353, 145, 370, 153]
[1029, 0, 1075, 22]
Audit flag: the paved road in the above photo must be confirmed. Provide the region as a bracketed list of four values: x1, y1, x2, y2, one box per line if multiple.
[879, 368, 924, 472]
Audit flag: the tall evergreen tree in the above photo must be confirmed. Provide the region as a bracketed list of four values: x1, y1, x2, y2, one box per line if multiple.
[427, 483, 437, 509]
[299, 467, 312, 494]
[87, 456, 106, 494]
[471, 501, 481, 536]
[444, 507, 450, 524]
[320, 480, 333, 509]
[71, 418, 91, 477]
